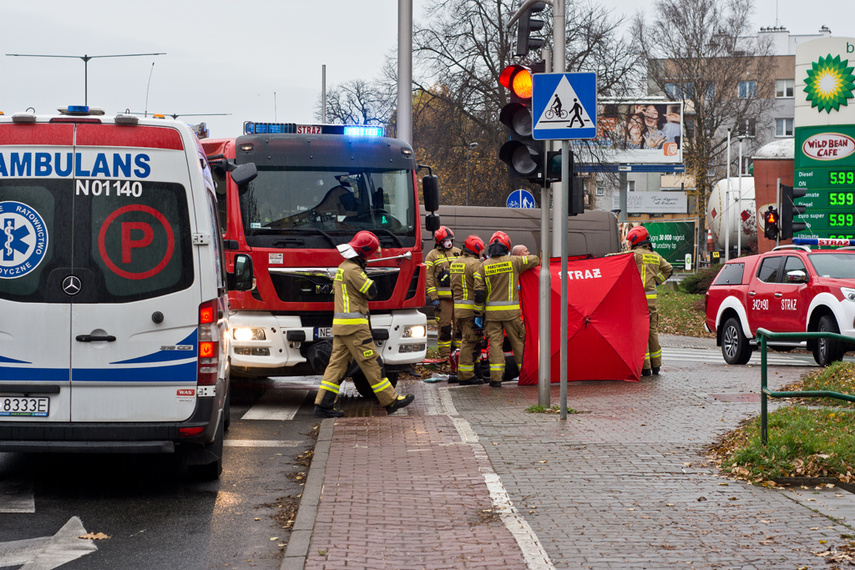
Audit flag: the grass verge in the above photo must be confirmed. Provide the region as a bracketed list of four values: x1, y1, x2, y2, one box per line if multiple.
[709, 362, 855, 485]
[656, 286, 714, 338]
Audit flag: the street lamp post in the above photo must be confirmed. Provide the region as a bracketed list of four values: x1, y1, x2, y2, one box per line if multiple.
[736, 134, 751, 256]
[465, 142, 478, 206]
[5, 52, 166, 106]
[725, 128, 732, 262]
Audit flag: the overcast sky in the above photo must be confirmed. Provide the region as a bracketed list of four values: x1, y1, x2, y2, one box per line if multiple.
[1, 0, 849, 138]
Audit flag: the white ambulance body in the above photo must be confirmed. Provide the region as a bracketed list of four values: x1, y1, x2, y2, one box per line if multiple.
[0, 106, 248, 479]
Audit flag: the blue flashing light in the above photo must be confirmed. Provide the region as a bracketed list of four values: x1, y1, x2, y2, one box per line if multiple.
[66, 105, 90, 115]
[243, 121, 296, 135]
[344, 126, 384, 137]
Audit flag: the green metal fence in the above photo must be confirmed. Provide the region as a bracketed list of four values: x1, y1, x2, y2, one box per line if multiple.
[758, 327, 855, 445]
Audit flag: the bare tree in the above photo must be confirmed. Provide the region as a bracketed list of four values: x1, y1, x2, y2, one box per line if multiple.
[315, 79, 395, 126]
[413, 0, 640, 205]
[633, 0, 777, 221]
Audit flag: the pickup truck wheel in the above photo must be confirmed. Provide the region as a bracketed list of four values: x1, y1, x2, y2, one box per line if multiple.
[722, 317, 751, 365]
[813, 314, 846, 367]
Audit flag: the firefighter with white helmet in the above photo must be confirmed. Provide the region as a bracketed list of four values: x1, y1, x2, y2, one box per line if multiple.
[450, 235, 487, 385]
[425, 226, 461, 360]
[626, 225, 673, 376]
[313, 231, 415, 417]
[480, 231, 539, 387]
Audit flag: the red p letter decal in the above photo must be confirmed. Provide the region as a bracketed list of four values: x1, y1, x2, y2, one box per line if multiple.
[121, 222, 153, 264]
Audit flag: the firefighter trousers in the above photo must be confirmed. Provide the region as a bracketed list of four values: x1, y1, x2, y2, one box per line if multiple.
[643, 300, 662, 370]
[314, 327, 399, 407]
[456, 317, 481, 382]
[435, 298, 459, 358]
[484, 318, 525, 383]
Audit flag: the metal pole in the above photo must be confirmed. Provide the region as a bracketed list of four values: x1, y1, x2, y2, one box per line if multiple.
[538, 49, 553, 408]
[321, 64, 327, 124]
[559, 142, 570, 420]
[551, 0, 566, 255]
[397, 0, 413, 145]
[737, 137, 743, 256]
[725, 129, 731, 262]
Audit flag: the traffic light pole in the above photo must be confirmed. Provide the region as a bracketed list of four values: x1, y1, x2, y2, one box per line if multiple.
[538, 49, 553, 409]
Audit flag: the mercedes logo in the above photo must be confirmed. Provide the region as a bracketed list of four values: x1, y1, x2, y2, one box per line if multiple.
[62, 275, 82, 296]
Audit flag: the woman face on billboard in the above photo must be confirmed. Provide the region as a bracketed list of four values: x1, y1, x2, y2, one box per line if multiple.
[625, 113, 644, 145]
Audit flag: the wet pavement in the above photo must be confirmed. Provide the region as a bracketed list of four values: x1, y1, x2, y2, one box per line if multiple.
[282, 335, 855, 569]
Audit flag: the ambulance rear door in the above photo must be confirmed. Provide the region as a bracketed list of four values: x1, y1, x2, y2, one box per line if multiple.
[68, 123, 201, 422]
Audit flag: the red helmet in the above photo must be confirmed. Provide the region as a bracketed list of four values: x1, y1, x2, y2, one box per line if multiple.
[490, 231, 511, 250]
[462, 235, 485, 256]
[626, 226, 650, 247]
[348, 231, 381, 258]
[435, 226, 454, 244]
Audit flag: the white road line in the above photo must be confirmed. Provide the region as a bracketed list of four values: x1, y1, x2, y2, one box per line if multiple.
[224, 440, 303, 448]
[425, 384, 556, 570]
[241, 389, 308, 420]
[0, 479, 34, 513]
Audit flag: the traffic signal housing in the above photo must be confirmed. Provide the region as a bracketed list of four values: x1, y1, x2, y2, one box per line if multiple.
[515, 2, 546, 57]
[763, 207, 779, 240]
[780, 184, 807, 240]
[499, 64, 544, 183]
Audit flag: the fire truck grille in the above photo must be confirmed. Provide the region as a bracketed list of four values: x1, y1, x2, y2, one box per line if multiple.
[268, 272, 397, 303]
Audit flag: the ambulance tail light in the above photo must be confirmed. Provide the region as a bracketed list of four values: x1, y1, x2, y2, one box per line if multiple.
[197, 300, 220, 386]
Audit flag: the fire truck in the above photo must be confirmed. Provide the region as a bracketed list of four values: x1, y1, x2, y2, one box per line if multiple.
[203, 122, 436, 397]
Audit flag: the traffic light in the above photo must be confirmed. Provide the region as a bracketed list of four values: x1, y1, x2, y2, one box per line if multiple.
[498, 64, 544, 183]
[780, 184, 807, 240]
[763, 207, 779, 240]
[515, 2, 546, 57]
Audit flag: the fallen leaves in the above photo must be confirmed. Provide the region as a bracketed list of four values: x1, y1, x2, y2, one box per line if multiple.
[79, 532, 110, 540]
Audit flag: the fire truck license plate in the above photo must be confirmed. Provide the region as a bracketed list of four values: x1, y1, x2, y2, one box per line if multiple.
[314, 327, 333, 340]
[1, 396, 49, 417]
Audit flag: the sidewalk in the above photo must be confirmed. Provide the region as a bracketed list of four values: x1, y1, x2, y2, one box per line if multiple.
[283, 337, 855, 569]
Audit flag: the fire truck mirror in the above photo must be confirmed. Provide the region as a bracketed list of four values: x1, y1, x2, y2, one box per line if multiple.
[422, 175, 439, 212]
[425, 213, 441, 233]
[231, 162, 258, 190]
[228, 254, 255, 291]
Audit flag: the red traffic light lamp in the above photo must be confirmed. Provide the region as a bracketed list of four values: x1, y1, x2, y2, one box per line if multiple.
[763, 207, 779, 240]
[499, 65, 533, 101]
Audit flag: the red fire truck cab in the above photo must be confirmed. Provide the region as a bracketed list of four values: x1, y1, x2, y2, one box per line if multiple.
[203, 123, 432, 392]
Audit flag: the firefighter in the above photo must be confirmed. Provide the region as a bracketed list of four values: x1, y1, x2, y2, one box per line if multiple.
[425, 226, 461, 360]
[626, 225, 673, 376]
[450, 235, 487, 385]
[480, 231, 539, 387]
[314, 231, 415, 417]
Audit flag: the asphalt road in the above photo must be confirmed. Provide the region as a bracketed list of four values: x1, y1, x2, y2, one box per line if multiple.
[0, 375, 322, 570]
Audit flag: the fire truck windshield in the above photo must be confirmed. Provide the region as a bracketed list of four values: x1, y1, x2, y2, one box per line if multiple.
[239, 167, 416, 248]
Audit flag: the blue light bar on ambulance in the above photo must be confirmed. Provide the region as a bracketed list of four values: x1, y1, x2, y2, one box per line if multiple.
[343, 126, 384, 137]
[793, 238, 855, 247]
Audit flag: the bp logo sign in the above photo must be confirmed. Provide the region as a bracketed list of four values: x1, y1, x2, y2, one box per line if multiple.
[804, 54, 855, 113]
[0, 201, 49, 279]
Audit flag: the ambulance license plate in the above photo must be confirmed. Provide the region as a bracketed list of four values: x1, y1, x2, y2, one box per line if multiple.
[0, 396, 49, 417]
[314, 327, 333, 340]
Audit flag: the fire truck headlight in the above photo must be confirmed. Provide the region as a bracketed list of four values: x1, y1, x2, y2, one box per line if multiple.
[402, 325, 426, 339]
[233, 327, 267, 341]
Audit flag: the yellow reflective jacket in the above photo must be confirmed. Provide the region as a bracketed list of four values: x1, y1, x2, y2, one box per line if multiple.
[331, 258, 374, 335]
[449, 252, 485, 318]
[425, 246, 460, 301]
[631, 246, 673, 301]
[481, 253, 540, 321]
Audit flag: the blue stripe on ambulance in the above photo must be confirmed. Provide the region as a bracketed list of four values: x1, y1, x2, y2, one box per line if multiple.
[110, 331, 197, 364]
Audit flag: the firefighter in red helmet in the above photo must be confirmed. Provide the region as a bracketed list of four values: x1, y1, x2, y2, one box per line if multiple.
[425, 226, 461, 361]
[449, 235, 486, 385]
[313, 231, 415, 417]
[626, 225, 673, 376]
[480, 231, 539, 387]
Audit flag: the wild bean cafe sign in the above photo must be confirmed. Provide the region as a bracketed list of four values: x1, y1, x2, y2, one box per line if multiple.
[795, 38, 855, 240]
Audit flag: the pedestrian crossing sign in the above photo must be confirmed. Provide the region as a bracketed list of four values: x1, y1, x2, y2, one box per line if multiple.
[532, 72, 597, 140]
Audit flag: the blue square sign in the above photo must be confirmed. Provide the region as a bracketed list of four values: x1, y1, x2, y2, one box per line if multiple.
[532, 73, 597, 140]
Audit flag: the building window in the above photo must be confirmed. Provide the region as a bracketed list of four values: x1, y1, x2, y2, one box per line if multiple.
[737, 118, 756, 137]
[740, 156, 752, 176]
[627, 180, 636, 192]
[738, 80, 757, 99]
[775, 79, 794, 98]
[665, 82, 694, 99]
[776, 118, 794, 137]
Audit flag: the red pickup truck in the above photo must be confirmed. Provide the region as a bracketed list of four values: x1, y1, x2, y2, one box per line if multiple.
[705, 245, 855, 366]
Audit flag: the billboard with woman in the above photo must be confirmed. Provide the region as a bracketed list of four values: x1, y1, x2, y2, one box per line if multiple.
[594, 101, 683, 164]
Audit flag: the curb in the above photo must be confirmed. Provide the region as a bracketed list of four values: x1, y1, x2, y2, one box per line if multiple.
[280, 418, 334, 570]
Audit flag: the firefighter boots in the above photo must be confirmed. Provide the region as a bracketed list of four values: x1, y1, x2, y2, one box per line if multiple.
[385, 394, 415, 414]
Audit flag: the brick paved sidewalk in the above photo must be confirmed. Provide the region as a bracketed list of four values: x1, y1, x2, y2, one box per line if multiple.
[284, 355, 855, 569]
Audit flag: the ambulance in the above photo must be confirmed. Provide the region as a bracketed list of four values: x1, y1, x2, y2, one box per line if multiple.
[0, 106, 255, 479]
